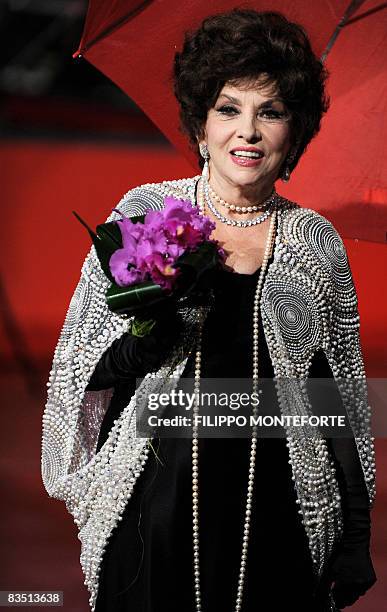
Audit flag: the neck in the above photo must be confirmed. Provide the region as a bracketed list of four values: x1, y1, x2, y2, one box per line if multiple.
[208, 172, 274, 208]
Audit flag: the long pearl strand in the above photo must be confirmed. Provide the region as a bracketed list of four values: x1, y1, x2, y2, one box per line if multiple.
[193, 179, 277, 611]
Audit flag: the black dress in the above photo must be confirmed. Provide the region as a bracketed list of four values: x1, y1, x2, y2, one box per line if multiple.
[94, 266, 339, 612]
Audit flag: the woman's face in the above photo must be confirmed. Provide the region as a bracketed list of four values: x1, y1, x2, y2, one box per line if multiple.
[200, 79, 293, 194]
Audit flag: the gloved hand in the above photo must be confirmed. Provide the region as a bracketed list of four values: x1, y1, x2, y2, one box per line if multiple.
[86, 304, 183, 390]
[326, 437, 377, 609]
[329, 545, 376, 608]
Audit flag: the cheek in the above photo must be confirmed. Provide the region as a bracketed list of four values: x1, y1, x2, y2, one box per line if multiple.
[278, 126, 292, 150]
[267, 128, 291, 154]
[206, 119, 232, 149]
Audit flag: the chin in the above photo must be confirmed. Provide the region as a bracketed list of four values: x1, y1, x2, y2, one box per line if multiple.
[229, 170, 262, 187]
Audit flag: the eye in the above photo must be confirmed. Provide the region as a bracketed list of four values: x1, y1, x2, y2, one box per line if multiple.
[216, 104, 239, 116]
[257, 108, 289, 121]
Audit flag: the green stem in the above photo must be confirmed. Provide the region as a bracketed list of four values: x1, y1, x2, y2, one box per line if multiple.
[129, 317, 156, 337]
[147, 439, 164, 466]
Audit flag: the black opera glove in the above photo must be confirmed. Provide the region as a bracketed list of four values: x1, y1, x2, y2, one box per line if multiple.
[307, 352, 376, 609]
[330, 546, 376, 609]
[327, 438, 377, 609]
[86, 306, 183, 391]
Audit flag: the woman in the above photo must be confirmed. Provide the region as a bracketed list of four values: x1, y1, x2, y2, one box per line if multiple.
[41, 10, 376, 612]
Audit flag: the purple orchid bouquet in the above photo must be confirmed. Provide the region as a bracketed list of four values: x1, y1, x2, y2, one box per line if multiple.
[110, 196, 217, 291]
[74, 196, 225, 336]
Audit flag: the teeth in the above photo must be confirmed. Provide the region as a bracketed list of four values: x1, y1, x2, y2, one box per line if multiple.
[232, 151, 263, 158]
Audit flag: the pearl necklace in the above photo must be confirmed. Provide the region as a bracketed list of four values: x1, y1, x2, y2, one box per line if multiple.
[209, 184, 274, 213]
[203, 175, 277, 227]
[193, 181, 277, 611]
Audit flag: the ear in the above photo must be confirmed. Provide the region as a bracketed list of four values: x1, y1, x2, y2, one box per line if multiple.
[291, 136, 302, 156]
[197, 126, 207, 148]
[286, 138, 300, 165]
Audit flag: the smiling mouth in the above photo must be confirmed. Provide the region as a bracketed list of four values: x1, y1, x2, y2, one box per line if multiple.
[230, 151, 264, 159]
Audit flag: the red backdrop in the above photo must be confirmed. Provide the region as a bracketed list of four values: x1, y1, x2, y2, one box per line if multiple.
[1, 139, 386, 374]
[1, 139, 386, 611]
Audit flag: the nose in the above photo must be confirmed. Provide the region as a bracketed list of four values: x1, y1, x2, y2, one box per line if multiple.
[236, 112, 262, 143]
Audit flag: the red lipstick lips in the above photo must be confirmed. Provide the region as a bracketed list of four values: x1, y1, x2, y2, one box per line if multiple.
[230, 147, 264, 167]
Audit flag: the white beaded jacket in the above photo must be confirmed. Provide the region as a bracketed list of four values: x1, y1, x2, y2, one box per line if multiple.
[41, 175, 376, 611]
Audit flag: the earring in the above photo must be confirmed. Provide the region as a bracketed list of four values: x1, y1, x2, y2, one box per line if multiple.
[199, 143, 210, 180]
[281, 150, 296, 183]
[281, 165, 291, 183]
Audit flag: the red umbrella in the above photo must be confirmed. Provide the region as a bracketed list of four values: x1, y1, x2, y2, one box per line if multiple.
[284, 0, 387, 243]
[74, 0, 387, 242]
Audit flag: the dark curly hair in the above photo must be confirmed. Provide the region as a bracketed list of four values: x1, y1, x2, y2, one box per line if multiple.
[173, 9, 329, 176]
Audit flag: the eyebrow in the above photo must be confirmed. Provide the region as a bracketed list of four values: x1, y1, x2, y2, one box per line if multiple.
[217, 93, 283, 106]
